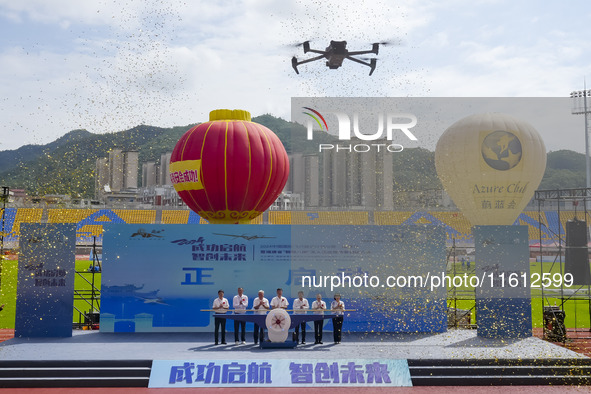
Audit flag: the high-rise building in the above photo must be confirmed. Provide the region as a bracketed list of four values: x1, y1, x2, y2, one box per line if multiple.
[294, 142, 395, 210]
[142, 161, 158, 187]
[123, 150, 139, 190]
[108, 148, 124, 192]
[160, 152, 172, 186]
[285, 153, 319, 208]
[378, 152, 394, 210]
[304, 155, 320, 207]
[286, 153, 305, 193]
[95, 148, 140, 199]
[94, 158, 109, 199]
[321, 149, 332, 207]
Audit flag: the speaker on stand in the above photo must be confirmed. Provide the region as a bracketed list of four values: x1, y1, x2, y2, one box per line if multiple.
[565, 218, 591, 286]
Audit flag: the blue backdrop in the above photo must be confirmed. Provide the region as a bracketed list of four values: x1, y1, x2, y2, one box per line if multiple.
[16, 223, 76, 337]
[100, 224, 446, 333]
[474, 225, 532, 338]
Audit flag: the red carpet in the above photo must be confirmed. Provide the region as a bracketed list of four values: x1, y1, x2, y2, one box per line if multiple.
[533, 327, 591, 357]
[1, 387, 590, 393]
[0, 329, 14, 343]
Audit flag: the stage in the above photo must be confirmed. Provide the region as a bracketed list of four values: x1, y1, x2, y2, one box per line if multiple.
[0, 329, 584, 360]
[0, 329, 590, 387]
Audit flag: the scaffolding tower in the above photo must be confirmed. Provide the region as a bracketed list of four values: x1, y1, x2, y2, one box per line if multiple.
[73, 237, 101, 329]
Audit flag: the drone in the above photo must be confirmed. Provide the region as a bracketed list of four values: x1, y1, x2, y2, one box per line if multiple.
[291, 40, 383, 76]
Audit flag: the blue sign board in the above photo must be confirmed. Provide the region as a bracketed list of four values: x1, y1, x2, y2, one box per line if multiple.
[149, 358, 412, 388]
[15, 223, 76, 337]
[474, 225, 532, 339]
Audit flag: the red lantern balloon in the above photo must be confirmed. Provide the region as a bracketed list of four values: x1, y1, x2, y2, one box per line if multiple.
[170, 109, 289, 224]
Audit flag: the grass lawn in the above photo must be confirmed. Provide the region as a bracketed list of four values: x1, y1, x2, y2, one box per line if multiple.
[447, 261, 591, 328]
[447, 298, 591, 328]
[0, 260, 17, 329]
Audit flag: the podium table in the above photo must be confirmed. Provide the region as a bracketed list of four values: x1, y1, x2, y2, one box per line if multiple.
[213, 312, 338, 348]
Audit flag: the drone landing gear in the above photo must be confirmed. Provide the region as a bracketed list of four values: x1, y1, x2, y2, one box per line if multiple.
[292, 54, 325, 75]
[346, 56, 377, 75]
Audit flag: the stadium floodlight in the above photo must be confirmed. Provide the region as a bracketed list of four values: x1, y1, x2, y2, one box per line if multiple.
[570, 82, 591, 189]
[0, 186, 9, 293]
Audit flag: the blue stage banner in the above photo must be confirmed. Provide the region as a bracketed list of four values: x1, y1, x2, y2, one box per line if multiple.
[15, 223, 76, 337]
[149, 358, 412, 388]
[474, 225, 531, 339]
[100, 224, 291, 332]
[291, 225, 446, 332]
[101, 224, 446, 333]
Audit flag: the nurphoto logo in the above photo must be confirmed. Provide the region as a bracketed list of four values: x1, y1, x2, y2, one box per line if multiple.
[302, 106, 418, 153]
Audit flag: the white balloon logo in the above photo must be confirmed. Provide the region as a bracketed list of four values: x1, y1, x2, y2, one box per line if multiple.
[481, 130, 522, 171]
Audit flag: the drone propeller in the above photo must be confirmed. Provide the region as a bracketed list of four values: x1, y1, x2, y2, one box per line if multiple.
[285, 40, 311, 48]
[285, 40, 313, 54]
[360, 57, 380, 61]
[374, 39, 404, 46]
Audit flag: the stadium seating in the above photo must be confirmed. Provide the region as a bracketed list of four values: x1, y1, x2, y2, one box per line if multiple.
[47, 209, 96, 223]
[268, 211, 291, 224]
[114, 210, 156, 224]
[248, 215, 263, 225]
[162, 210, 189, 224]
[284, 211, 369, 225]
[9, 208, 43, 239]
[0, 208, 17, 242]
[0, 207, 588, 246]
[374, 211, 411, 225]
[517, 212, 549, 241]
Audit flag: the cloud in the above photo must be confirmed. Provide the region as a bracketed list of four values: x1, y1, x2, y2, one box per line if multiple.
[1, 0, 591, 153]
[0, 0, 156, 30]
[0, 0, 427, 150]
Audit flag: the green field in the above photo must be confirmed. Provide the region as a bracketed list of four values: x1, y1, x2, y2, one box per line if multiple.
[447, 261, 591, 328]
[447, 298, 591, 328]
[0, 259, 589, 330]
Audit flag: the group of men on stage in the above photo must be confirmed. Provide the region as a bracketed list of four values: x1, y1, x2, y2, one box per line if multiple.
[211, 287, 345, 346]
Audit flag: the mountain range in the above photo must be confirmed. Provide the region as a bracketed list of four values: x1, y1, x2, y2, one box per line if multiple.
[0, 115, 586, 199]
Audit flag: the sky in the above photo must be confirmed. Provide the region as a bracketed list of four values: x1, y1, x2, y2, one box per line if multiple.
[0, 0, 591, 152]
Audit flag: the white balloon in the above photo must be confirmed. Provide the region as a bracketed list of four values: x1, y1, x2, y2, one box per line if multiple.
[435, 113, 546, 226]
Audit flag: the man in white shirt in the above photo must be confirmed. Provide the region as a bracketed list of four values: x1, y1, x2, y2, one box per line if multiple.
[212, 289, 229, 345]
[311, 293, 326, 344]
[293, 291, 309, 344]
[233, 287, 248, 344]
[252, 290, 269, 344]
[270, 288, 289, 309]
[331, 293, 345, 344]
